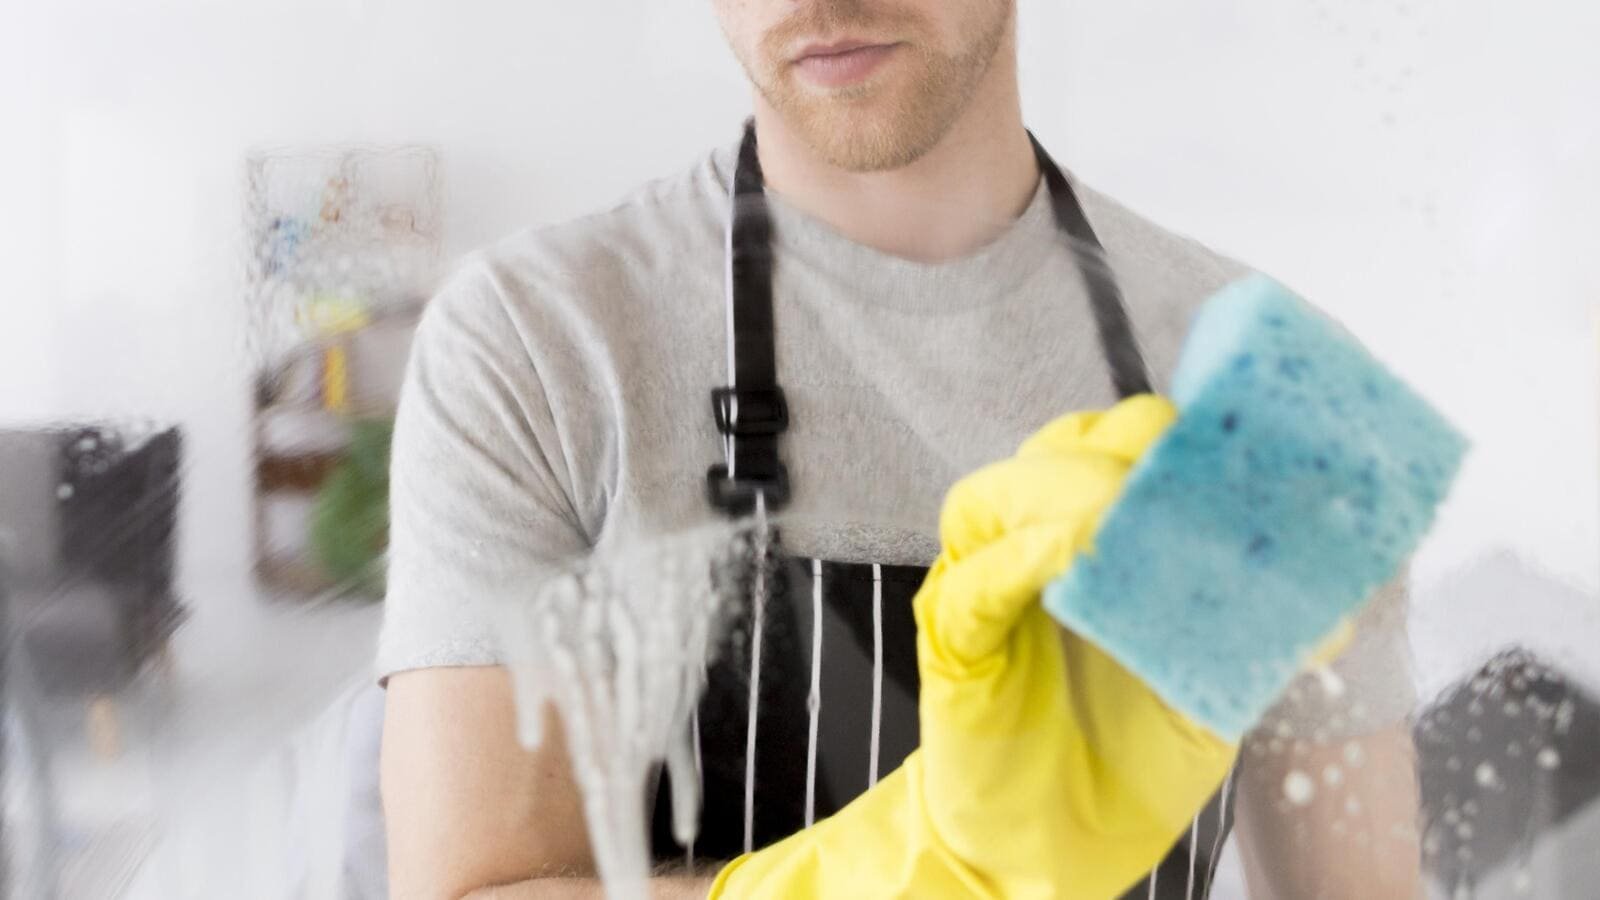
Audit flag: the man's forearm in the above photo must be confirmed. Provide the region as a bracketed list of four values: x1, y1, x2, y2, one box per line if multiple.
[464, 874, 714, 900]
[1234, 722, 1422, 899]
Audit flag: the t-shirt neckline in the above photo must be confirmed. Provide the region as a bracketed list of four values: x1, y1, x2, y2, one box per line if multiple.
[710, 143, 1065, 315]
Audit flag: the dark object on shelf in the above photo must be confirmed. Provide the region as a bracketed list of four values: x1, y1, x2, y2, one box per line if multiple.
[258, 450, 344, 493]
[0, 425, 188, 700]
[1415, 647, 1600, 895]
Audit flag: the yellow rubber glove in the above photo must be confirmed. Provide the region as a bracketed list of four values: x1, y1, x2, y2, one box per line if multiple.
[710, 396, 1239, 899]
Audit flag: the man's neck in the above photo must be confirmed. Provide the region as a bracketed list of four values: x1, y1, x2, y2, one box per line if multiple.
[752, 47, 1039, 263]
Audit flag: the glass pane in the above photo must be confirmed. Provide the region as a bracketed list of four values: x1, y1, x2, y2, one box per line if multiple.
[1, 2, 1592, 897]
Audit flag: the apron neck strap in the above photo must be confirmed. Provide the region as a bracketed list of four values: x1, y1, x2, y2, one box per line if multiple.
[1028, 134, 1154, 399]
[707, 121, 789, 516]
[706, 119, 1151, 516]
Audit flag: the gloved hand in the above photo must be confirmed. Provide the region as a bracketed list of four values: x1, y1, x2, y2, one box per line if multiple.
[709, 396, 1239, 899]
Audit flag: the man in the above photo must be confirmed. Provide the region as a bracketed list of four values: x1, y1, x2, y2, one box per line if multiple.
[380, 1, 1424, 897]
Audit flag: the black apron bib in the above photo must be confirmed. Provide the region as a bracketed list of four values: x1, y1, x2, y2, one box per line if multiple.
[650, 121, 1237, 899]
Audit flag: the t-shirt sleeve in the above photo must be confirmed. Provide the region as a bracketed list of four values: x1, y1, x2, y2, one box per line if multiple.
[376, 260, 591, 682]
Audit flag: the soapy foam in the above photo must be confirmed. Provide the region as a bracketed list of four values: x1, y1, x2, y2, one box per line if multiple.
[495, 519, 759, 897]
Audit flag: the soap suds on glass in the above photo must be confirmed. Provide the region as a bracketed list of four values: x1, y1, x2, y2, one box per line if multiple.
[1283, 770, 1316, 806]
[495, 517, 761, 898]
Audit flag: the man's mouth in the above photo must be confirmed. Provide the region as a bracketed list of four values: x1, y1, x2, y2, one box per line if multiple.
[791, 39, 902, 89]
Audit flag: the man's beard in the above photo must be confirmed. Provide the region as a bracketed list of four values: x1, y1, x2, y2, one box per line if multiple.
[743, 1, 1012, 172]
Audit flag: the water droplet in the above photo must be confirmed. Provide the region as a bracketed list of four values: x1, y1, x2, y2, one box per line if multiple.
[1503, 701, 1522, 717]
[1345, 796, 1362, 816]
[1284, 770, 1316, 806]
[1475, 762, 1498, 787]
[1313, 665, 1345, 698]
[56, 483, 74, 500]
[1443, 808, 1460, 825]
[1537, 747, 1561, 770]
[1343, 742, 1366, 767]
[1275, 720, 1293, 739]
[1462, 800, 1479, 817]
[1555, 701, 1575, 734]
[1324, 765, 1344, 787]
[1456, 821, 1474, 840]
[1513, 868, 1533, 893]
[1446, 756, 1462, 771]
[1467, 726, 1483, 742]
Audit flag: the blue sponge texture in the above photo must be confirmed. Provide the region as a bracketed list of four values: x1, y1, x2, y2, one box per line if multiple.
[1043, 275, 1467, 740]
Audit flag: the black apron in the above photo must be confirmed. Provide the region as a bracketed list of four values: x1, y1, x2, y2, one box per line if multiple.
[650, 121, 1237, 899]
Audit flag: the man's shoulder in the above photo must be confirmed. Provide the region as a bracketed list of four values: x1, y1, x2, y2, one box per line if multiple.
[411, 148, 731, 387]
[474, 148, 728, 303]
[1071, 180, 1260, 381]
[1076, 182, 1253, 298]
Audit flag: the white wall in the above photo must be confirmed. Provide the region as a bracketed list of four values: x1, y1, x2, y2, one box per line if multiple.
[0, 0, 748, 607]
[3, 0, 1595, 624]
[1031, 0, 1600, 601]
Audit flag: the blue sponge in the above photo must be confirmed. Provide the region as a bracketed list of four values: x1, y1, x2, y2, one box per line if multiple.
[1043, 275, 1467, 740]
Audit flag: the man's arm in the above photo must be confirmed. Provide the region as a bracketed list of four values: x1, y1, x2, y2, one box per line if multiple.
[376, 264, 638, 897]
[463, 877, 711, 899]
[1230, 577, 1424, 898]
[1233, 722, 1422, 899]
[382, 666, 589, 898]
[382, 665, 717, 899]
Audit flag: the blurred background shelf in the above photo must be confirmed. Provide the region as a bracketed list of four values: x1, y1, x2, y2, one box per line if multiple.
[243, 145, 440, 603]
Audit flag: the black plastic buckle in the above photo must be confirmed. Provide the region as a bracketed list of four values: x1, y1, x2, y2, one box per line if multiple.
[711, 387, 789, 437]
[706, 462, 790, 515]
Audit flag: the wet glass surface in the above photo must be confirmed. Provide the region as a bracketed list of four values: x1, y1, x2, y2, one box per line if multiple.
[2, 2, 1596, 897]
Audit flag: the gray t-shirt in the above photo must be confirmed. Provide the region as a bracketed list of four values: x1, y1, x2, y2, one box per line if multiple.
[377, 142, 1413, 731]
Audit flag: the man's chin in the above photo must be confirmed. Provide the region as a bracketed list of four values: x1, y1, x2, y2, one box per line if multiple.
[797, 119, 941, 173]
[769, 98, 933, 173]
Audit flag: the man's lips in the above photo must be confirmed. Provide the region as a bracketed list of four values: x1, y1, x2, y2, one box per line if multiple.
[795, 38, 883, 59]
[791, 40, 901, 88]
